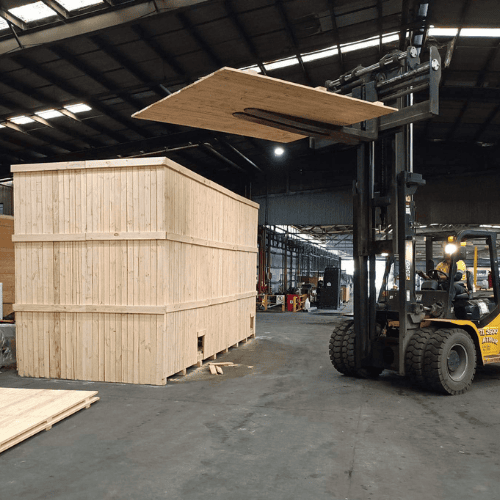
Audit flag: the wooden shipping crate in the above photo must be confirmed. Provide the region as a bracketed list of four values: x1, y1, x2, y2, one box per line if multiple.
[11, 158, 258, 385]
[0, 215, 14, 318]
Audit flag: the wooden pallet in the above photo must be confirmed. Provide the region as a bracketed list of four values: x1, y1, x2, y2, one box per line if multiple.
[169, 333, 256, 381]
[133, 67, 396, 143]
[0, 388, 99, 454]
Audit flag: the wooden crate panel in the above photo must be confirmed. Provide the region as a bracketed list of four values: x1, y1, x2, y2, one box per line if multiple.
[133, 67, 396, 143]
[15, 241, 165, 308]
[0, 215, 14, 317]
[0, 388, 99, 454]
[16, 311, 165, 385]
[12, 158, 258, 385]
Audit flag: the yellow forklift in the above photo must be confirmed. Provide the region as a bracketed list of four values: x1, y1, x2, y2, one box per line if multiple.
[327, 45, 500, 394]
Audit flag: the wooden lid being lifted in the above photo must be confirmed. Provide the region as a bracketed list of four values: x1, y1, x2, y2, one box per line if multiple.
[133, 67, 396, 143]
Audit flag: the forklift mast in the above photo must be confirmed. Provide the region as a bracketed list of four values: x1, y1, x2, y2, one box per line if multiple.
[325, 46, 442, 375]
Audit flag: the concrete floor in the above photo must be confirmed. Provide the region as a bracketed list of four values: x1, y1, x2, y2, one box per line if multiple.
[1, 312, 500, 500]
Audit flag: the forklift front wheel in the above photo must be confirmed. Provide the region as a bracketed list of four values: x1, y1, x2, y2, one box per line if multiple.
[423, 328, 476, 395]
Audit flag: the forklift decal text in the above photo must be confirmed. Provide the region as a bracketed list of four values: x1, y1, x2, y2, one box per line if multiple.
[478, 328, 499, 337]
[482, 337, 498, 345]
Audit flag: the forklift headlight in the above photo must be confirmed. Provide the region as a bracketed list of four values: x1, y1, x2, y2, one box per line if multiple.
[445, 243, 458, 254]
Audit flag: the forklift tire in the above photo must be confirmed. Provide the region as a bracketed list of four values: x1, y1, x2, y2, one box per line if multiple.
[405, 327, 435, 387]
[423, 328, 476, 395]
[329, 320, 352, 375]
[343, 327, 384, 378]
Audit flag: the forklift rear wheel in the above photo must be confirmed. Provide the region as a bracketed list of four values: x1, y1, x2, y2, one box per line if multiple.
[423, 328, 476, 395]
[405, 327, 435, 387]
[329, 320, 353, 375]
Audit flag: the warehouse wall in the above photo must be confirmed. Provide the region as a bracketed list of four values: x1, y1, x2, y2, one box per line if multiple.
[0, 185, 13, 216]
[254, 173, 500, 226]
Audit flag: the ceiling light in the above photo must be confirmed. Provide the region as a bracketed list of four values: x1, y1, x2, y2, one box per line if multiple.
[64, 103, 92, 113]
[56, 0, 103, 10]
[9, 2, 56, 22]
[36, 109, 63, 119]
[10, 116, 35, 125]
[274, 147, 285, 157]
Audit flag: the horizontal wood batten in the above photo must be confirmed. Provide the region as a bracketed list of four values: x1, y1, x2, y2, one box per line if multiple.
[14, 293, 257, 315]
[12, 157, 259, 209]
[12, 232, 257, 253]
[13, 304, 166, 314]
[165, 292, 257, 313]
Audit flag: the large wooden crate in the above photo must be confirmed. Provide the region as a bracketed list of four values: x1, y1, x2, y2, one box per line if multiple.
[0, 215, 14, 318]
[12, 158, 258, 385]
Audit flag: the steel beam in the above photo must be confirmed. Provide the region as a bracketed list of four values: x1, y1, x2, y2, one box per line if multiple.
[326, 0, 345, 73]
[177, 11, 223, 69]
[13, 54, 147, 142]
[274, 0, 311, 85]
[0, 0, 212, 57]
[90, 34, 165, 98]
[224, 0, 267, 75]
[131, 24, 191, 82]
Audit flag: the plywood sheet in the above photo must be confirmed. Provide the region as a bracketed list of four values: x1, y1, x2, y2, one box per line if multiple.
[0, 388, 99, 453]
[133, 67, 396, 143]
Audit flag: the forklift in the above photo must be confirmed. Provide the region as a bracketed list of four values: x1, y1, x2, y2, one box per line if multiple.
[133, 32, 500, 395]
[325, 45, 500, 394]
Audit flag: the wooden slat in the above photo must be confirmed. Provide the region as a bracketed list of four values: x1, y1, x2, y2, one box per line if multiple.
[0, 388, 99, 454]
[132, 67, 396, 143]
[12, 157, 259, 209]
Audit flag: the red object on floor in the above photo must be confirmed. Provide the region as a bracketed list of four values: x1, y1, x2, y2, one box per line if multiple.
[286, 294, 299, 312]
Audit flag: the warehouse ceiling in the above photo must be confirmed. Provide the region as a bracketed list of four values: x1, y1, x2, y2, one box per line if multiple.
[0, 0, 499, 200]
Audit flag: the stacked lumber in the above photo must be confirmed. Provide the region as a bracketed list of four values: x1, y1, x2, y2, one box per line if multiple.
[0, 215, 14, 318]
[0, 388, 99, 453]
[12, 158, 259, 385]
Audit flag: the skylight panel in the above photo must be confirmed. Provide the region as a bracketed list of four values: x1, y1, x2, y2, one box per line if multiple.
[9, 2, 56, 23]
[64, 103, 92, 113]
[460, 28, 500, 37]
[0, 18, 8, 30]
[302, 46, 339, 63]
[264, 57, 300, 71]
[10, 116, 35, 125]
[428, 27, 459, 37]
[56, 0, 104, 11]
[239, 64, 262, 73]
[340, 33, 399, 54]
[36, 109, 64, 119]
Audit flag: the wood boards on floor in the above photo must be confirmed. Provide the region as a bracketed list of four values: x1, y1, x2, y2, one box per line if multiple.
[0, 388, 99, 454]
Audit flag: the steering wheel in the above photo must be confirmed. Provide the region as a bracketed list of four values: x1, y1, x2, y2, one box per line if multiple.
[428, 269, 448, 281]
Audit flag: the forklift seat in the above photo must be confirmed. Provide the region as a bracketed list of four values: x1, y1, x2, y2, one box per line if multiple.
[421, 280, 438, 290]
